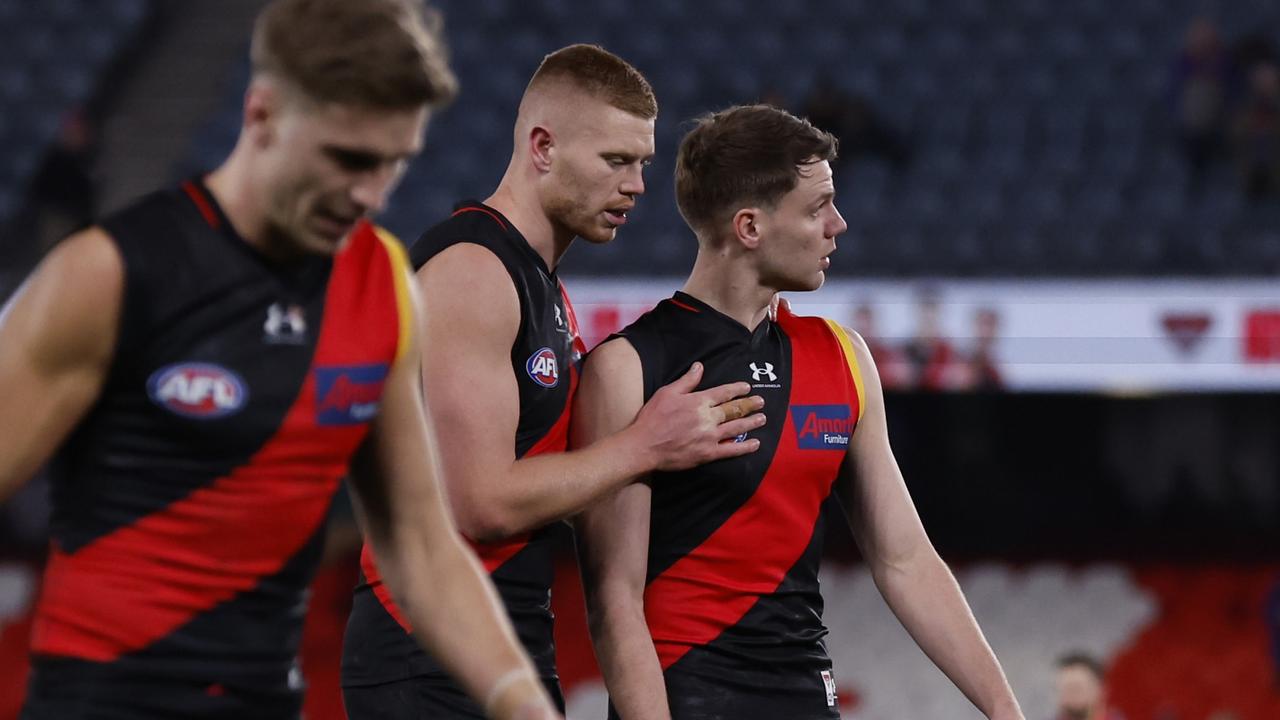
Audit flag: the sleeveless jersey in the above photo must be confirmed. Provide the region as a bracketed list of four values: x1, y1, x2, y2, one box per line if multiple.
[342, 201, 584, 688]
[613, 291, 865, 719]
[23, 179, 412, 716]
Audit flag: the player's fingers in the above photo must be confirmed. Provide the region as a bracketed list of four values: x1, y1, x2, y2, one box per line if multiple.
[665, 362, 704, 394]
[767, 294, 792, 320]
[711, 437, 762, 459]
[714, 396, 764, 423]
[717, 414, 767, 440]
[701, 381, 755, 406]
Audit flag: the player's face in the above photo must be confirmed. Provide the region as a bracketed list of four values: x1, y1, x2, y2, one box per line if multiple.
[543, 102, 655, 244]
[756, 159, 846, 292]
[1054, 666, 1102, 720]
[264, 99, 428, 255]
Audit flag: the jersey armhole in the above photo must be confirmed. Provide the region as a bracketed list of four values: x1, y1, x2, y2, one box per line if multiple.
[95, 219, 149, 381]
[823, 319, 867, 424]
[418, 238, 528, 361]
[372, 227, 415, 367]
[602, 331, 661, 402]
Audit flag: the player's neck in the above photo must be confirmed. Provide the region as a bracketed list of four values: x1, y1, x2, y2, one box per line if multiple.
[682, 252, 773, 331]
[485, 184, 571, 272]
[204, 159, 290, 261]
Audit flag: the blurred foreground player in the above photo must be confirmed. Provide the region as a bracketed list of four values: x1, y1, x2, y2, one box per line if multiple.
[343, 45, 764, 718]
[575, 105, 1024, 719]
[0, 1, 558, 718]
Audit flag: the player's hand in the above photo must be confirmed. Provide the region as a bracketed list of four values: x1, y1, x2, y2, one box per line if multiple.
[634, 362, 765, 472]
[769, 293, 791, 320]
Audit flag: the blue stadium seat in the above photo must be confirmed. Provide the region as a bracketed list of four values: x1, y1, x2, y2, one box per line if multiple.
[0, 0, 153, 227]
[152, 0, 1280, 276]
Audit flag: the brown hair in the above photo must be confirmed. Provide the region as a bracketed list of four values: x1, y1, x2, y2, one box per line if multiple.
[675, 104, 837, 235]
[526, 44, 657, 119]
[251, 0, 458, 109]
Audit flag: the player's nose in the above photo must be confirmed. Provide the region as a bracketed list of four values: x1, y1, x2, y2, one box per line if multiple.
[828, 205, 848, 237]
[619, 164, 645, 196]
[350, 168, 396, 214]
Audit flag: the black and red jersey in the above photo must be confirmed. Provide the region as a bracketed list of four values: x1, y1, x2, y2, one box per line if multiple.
[22, 180, 412, 718]
[612, 291, 865, 719]
[343, 201, 584, 690]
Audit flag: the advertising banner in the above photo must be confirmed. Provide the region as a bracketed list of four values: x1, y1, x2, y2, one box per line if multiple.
[563, 278, 1280, 392]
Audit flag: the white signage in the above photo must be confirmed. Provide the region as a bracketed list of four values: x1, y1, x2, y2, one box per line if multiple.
[562, 277, 1280, 392]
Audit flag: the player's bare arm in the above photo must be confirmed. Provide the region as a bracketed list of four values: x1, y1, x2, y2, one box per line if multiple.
[573, 337, 672, 720]
[840, 328, 1024, 720]
[347, 269, 560, 720]
[0, 228, 121, 501]
[415, 243, 765, 541]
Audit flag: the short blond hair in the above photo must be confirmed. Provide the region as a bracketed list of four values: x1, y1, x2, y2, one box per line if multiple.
[526, 44, 656, 119]
[251, 0, 458, 109]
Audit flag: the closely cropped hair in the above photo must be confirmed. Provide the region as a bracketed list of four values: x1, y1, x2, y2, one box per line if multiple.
[527, 44, 657, 119]
[251, 0, 458, 109]
[675, 104, 837, 235]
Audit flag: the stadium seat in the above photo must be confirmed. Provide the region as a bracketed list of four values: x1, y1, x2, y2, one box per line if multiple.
[163, 0, 1280, 277]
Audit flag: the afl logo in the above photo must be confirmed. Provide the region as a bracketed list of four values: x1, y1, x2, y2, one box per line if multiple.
[147, 363, 248, 419]
[525, 347, 559, 388]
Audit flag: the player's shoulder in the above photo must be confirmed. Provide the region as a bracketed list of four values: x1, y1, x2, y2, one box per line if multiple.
[47, 226, 125, 282]
[409, 202, 511, 270]
[105, 184, 186, 221]
[416, 239, 511, 293]
[412, 233, 519, 343]
[778, 305, 868, 349]
[344, 220, 408, 266]
[621, 294, 699, 338]
[98, 186, 188, 240]
[778, 306, 876, 370]
[15, 226, 126, 360]
[583, 334, 642, 380]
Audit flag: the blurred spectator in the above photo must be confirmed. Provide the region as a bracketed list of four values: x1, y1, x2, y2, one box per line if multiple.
[1052, 652, 1125, 720]
[29, 108, 98, 251]
[903, 293, 958, 391]
[851, 302, 913, 389]
[803, 76, 910, 172]
[961, 307, 1003, 391]
[1169, 17, 1232, 196]
[1231, 61, 1280, 202]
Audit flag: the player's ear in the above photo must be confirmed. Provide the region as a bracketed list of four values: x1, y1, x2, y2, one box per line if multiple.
[731, 207, 762, 250]
[243, 77, 278, 148]
[529, 125, 554, 173]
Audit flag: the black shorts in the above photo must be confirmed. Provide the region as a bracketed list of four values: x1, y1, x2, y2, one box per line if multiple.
[343, 674, 565, 720]
[608, 659, 841, 720]
[21, 657, 303, 720]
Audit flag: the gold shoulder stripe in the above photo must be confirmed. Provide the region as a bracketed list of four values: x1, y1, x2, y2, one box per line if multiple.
[823, 319, 867, 423]
[373, 226, 414, 366]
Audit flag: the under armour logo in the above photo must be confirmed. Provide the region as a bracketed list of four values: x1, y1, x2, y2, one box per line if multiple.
[264, 302, 307, 344]
[750, 362, 777, 382]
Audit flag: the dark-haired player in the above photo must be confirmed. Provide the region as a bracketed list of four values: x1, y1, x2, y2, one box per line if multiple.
[0, 1, 558, 718]
[575, 105, 1023, 720]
